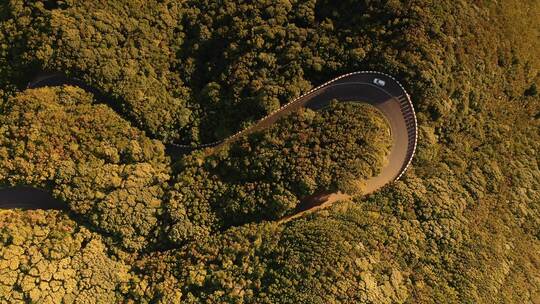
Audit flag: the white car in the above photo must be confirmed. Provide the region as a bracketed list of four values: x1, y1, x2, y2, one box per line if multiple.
[373, 78, 386, 87]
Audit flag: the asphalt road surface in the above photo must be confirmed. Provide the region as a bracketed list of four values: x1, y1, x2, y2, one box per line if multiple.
[0, 71, 417, 213]
[0, 187, 68, 210]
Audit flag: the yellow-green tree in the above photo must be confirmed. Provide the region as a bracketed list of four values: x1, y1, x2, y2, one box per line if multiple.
[0, 210, 131, 303]
[0, 86, 170, 252]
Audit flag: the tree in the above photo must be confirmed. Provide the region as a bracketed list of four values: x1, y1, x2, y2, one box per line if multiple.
[165, 102, 392, 245]
[0, 210, 131, 303]
[0, 86, 170, 252]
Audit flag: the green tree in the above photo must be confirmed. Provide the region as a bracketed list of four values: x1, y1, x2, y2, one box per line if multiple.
[0, 210, 131, 303]
[0, 86, 170, 252]
[165, 102, 391, 245]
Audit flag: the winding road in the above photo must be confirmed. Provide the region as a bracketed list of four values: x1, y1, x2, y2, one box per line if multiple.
[0, 71, 417, 216]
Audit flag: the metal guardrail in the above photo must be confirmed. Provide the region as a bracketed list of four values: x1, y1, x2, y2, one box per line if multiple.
[395, 93, 418, 180]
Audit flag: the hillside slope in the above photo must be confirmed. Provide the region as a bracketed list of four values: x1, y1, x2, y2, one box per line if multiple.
[0, 0, 538, 303]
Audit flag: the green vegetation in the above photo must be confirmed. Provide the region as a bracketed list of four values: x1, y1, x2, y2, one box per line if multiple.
[0, 0, 538, 303]
[165, 102, 391, 245]
[0, 87, 170, 252]
[132, 196, 472, 303]
[0, 210, 131, 303]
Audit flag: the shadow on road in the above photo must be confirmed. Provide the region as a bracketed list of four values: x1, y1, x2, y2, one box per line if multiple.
[0, 186, 67, 210]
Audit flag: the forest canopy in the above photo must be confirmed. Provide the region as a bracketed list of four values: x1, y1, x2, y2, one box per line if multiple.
[164, 102, 391, 246]
[0, 210, 131, 303]
[0, 86, 170, 252]
[0, 0, 538, 303]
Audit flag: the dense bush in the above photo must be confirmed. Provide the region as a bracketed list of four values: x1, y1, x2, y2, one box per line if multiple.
[0, 210, 131, 303]
[165, 102, 391, 245]
[0, 86, 170, 252]
[0, 0, 537, 145]
[136, 163, 540, 303]
[0, 0, 537, 303]
[133, 200, 424, 303]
